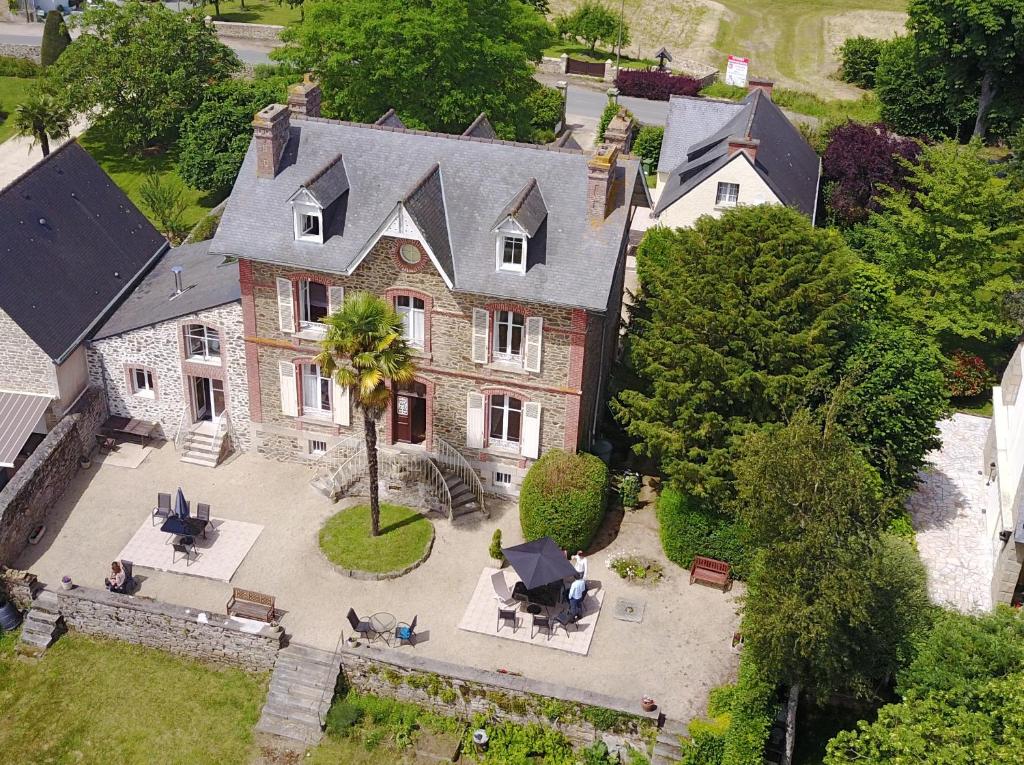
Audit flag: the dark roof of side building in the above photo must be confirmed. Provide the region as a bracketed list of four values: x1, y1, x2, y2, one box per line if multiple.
[374, 109, 405, 129]
[654, 90, 820, 219]
[211, 116, 648, 312]
[92, 241, 240, 340]
[0, 142, 167, 362]
[463, 113, 498, 140]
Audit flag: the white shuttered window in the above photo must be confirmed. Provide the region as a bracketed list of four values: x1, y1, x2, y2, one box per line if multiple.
[471, 309, 489, 363]
[520, 402, 542, 459]
[466, 392, 485, 448]
[523, 317, 543, 372]
[276, 278, 295, 334]
[279, 362, 298, 416]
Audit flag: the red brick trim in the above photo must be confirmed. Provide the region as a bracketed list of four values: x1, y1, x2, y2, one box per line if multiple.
[567, 308, 587, 390]
[484, 301, 534, 317]
[124, 364, 159, 400]
[240, 259, 263, 423]
[563, 393, 581, 450]
[389, 238, 430, 273]
[385, 288, 433, 354]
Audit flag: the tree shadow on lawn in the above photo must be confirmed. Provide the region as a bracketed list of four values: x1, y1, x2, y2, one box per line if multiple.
[378, 511, 430, 536]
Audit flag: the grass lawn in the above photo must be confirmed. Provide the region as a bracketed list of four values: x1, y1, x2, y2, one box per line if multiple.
[203, 0, 302, 26]
[0, 631, 266, 765]
[78, 123, 217, 233]
[700, 80, 881, 124]
[319, 503, 434, 574]
[545, 42, 657, 70]
[0, 76, 36, 144]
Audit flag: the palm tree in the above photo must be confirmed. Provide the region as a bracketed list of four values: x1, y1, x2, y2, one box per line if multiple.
[316, 292, 416, 536]
[13, 93, 70, 158]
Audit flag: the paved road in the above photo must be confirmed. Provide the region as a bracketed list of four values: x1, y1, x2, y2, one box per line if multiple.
[564, 82, 669, 127]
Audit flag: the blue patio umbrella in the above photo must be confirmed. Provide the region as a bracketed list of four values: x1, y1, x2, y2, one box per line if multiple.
[174, 488, 189, 519]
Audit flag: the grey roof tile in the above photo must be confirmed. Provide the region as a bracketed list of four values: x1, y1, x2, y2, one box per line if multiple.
[303, 153, 349, 208]
[0, 142, 167, 361]
[657, 95, 744, 173]
[403, 163, 455, 284]
[374, 109, 405, 128]
[491, 178, 547, 236]
[463, 113, 498, 140]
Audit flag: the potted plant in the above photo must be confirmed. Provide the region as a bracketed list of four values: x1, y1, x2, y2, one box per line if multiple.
[79, 453, 91, 469]
[641, 695, 657, 712]
[60, 575, 73, 590]
[489, 529, 504, 566]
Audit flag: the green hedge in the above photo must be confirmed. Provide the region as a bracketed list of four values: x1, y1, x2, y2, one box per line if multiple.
[632, 125, 663, 168]
[519, 450, 608, 552]
[658, 487, 749, 577]
[0, 55, 42, 78]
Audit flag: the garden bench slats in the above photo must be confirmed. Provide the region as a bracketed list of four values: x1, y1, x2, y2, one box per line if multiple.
[227, 588, 276, 622]
[690, 555, 732, 591]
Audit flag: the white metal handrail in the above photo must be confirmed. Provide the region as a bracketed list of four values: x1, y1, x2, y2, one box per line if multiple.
[434, 436, 487, 518]
[173, 406, 189, 452]
[309, 433, 363, 486]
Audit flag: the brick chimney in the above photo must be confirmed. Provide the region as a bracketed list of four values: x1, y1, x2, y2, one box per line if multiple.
[287, 73, 322, 118]
[728, 137, 760, 163]
[747, 78, 774, 100]
[252, 104, 290, 179]
[603, 108, 636, 154]
[587, 143, 620, 221]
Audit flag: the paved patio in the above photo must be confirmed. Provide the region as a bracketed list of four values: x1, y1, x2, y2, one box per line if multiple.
[15, 442, 741, 723]
[907, 415, 996, 613]
[117, 516, 263, 582]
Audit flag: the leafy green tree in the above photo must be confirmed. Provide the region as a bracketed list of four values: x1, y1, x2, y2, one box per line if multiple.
[555, 1, 629, 53]
[524, 0, 550, 12]
[837, 35, 884, 89]
[835, 322, 949, 497]
[178, 78, 289, 196]
[857, 139, 1024, 350]
[275, 0, 551, 140]
[139, 174, 189, 242]
[48, 2, 239, 151]
[632, 125, 664, 169]
[825, 608, 1024, 763]
[735, 414, 930, 701]
[907, 0, 1024, 139]
[523, 84, 564, 142]
[315, 293, 417, 537]
[40, 11, 72, 68]
[12, 92, 70, 157]
[611, 206, 858, 506]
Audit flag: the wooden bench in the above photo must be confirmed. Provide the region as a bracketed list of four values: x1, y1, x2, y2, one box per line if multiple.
[690, 556, 732, 591]
[226, 588, 276, 622]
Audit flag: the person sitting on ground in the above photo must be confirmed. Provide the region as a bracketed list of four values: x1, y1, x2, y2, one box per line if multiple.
[105, 561, 126, 594]
[568, 574, 586, 621]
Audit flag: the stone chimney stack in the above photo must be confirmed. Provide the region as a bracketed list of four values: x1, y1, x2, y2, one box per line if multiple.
[747, 78, 774, 100]
[727, 137, 760, 163]
[252, 104, 290, 179]
[603, 108, 636, 154]
[587, 143, 620, 221]
[287, 73, 322, 118]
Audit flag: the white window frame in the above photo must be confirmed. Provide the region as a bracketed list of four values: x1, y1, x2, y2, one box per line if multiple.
[308, 439, 328, 455]
[715, 181, 740, 207]
[489, 394, 523, 452]
[293, 202, 324, 244]
[299, 280, 329, 333]
[395, 295, 425, 349]
[493, 310, 525, 363]
[131, 367, 155, 398]
[301, 363, 332, 418]
[493, 471, 512, 486]
[497, 233, 526, 273]
[184, 324, 221, 363]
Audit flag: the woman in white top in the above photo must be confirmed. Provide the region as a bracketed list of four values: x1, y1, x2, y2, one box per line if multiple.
[105, 561, 126, 593]
[572, 550, 588, 580]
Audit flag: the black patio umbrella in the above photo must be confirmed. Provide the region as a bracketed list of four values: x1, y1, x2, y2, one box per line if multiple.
[174, 488, 189, 519]
[502, 537, 578, 590]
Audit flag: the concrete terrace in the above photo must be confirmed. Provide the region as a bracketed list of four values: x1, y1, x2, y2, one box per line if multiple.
[15, 442, 741, 722]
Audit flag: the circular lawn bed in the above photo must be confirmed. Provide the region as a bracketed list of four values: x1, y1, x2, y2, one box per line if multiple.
[319, 503, 434, 577]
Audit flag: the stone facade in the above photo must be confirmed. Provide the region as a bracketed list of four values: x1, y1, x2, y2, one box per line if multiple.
[55, 585, 282, 672]
[0, 387, 106, 567]
[0, 307, 55, 398]
[340, 645, 660, 752]
[86, 303, 251, 451]
[241, 232, 619, 495]
[212, 21, 284, 41]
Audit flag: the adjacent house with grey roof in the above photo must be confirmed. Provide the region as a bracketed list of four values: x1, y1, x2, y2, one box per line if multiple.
[0, 142, 167, 478]
[211, 79, 650, 500]
[653, 81, 820, 228]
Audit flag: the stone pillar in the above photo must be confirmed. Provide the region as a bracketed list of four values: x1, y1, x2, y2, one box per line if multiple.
[560, 53, 569, 74]
[604, 59, 615, 82]
[603, 109, 635, 154]
[252, 104, 290, 179]
[1, 568, 39, 611]
[287, 74, 322, 118]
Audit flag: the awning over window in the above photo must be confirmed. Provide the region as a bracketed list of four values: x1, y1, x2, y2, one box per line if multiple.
[0, 391, 51, 468]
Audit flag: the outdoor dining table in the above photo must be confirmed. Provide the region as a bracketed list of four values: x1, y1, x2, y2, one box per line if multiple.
[369, 612, 397, 645]
[160, 515, 207, 539]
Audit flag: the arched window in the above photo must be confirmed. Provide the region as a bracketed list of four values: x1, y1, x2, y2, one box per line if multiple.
[489, 394, 523, 450]
[185, 324, 221, 362]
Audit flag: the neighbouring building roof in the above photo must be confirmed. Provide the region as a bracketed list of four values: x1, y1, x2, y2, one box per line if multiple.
[654, 90, 820, 219]
[92, 241, 240, 340]
[374, 109, 405, 129]
[212, 117, 647, 312]
[463, 113, 498, 140]
[0, 391, 51, 468]
[0, 142, 167, 362]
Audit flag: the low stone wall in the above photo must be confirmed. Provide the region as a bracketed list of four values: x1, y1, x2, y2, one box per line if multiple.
[0, 387, 106, 567]
[212, 21, 284, 41]
[55, 585, 283, 672]
[340, 645, 662, 752]
[0, 43, 40, 63]
[0, 568, 39, 611]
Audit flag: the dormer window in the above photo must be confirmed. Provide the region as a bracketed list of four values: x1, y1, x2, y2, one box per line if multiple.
[301, 213, 320, 237]
[293, 203, 324, 244]
[499, 234, 526, 273]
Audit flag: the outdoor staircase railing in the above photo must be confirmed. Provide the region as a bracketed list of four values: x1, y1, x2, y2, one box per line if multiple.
[173, 406, 190, 453]
[434, 436, 487, 518]
[212, 410, 235, 462]
[309, 434, 364, 491]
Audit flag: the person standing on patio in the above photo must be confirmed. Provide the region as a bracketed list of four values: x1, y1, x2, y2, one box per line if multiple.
[568, 575, 586, 621]
[105, 562, 126, 594]
[572, 550, 589, 580]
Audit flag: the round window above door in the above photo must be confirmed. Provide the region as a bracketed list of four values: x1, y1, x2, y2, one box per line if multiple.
[399, 244, 422, 265]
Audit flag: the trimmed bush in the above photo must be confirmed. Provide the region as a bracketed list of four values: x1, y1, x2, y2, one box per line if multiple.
[614, 69, 701, 101]
[489, 528, 503, 560]
[632, 125, 663, 168]
[657, 487, 748, 577]
[519, 450, 608, 552]
[837, 35, 883, 89]
[40, 12, 72, 68]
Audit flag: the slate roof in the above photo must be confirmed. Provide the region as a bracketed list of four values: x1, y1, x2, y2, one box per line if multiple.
[92, 241, 239, 340]
[0, 142, 167, 362]
[374, 109, 405, 129]
[654, 91, 820, 219]
[402, 164, 455, 285]
[492, 178, 547, 237]
[463, 113, 498, 140]
[303, 153, 349, 208]
[211, 117, 646, 312]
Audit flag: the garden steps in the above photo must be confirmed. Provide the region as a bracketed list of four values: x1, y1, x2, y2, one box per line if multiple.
[17, 598, 64, 654]
[441, 469, 481, 519]
[255, 643, 342, 747]
[652, 725, 685, 765]
[179, 427, 225, 468]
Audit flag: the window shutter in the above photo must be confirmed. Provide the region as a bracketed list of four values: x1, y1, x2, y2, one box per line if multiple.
[328, 285, 345, 315]
[471, 309, 489, 363]
[466, 392, 485, 448]
[332, 379, 350, 426]
[276, 278, 295, 334]
[524, 316, 543, 373]
[279, 361, 298, 417]
[521, 402, 542, 459]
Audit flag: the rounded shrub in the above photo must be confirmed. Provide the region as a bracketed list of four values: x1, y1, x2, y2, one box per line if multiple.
[519, 450, 608, 552]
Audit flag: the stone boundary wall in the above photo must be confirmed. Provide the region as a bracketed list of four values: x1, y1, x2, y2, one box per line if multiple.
[0, 43, 40, 63]
[55, 585, 283, 671]
[212, 21, 284, 42]
[0, 568, 39, 611]
[0, 387, 106, 567]
[340, 645, 663, 751]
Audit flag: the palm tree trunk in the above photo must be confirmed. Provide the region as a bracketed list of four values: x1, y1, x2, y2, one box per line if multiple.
[38, 130, 50, 158]
[364, 410, 381, 536]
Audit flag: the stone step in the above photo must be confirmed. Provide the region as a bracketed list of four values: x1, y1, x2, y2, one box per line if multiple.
[443, 474, 463, 488]
[269, 678, 334, 706]
[273, 653, 340, 678]
[255, 710, 323, 746]
[180, 454, 218, 468]
[270, 666, 337, 692]
[451, 491, 475, 507]
[19, 630, 53, 649]
[35, 590, 59, 611]
[661, 718, 689, 737]
[279, 643, 341, 665]
[653, 739, 684, 763]
[28, 609, 61, 625]
[452, 502, 480, 517]
[265, 693, 328, 723]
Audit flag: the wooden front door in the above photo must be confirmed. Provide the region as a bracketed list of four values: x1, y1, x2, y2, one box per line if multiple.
[393, 381, 427, 445]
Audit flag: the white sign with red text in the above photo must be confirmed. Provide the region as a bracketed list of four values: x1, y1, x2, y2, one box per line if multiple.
[725, 55, 750, 87]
